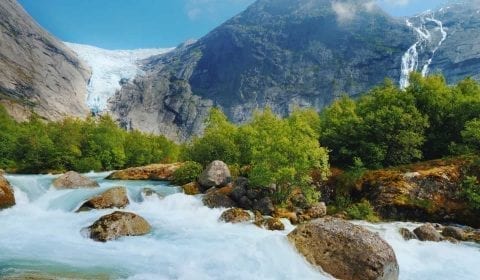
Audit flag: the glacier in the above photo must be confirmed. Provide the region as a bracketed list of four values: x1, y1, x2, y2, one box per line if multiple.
[65, 42, 173, 114]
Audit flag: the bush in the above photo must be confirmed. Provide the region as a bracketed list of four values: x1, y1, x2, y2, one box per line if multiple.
[346, 200, 380, 222]
[172, 161, 203, 185]
[462, 176, 480, 210]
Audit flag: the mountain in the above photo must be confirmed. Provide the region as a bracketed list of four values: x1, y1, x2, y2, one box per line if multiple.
[0, 0, 90, 121]
[110, 0, 415, 141]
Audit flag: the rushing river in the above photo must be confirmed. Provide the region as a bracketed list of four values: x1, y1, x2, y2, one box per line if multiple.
[0, 173, 479, 280]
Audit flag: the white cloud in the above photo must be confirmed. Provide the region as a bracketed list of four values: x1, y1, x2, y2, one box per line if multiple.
[185, 0, 255, 20]
[331, 1, 356, 23]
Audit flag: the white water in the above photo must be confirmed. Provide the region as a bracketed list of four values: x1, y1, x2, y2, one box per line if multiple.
[400, 11, 448, 89]
[65, 43, 173, 114]
[0, 174, 479, 279]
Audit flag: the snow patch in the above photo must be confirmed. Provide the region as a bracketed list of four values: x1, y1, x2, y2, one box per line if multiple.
[65, 42, 174, 113]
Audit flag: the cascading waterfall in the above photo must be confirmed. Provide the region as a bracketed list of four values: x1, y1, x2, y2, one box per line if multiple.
[399, 11, 448, 89]
[0, 174, 479, 279]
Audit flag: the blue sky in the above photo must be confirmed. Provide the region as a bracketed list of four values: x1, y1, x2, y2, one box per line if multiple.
[18, 0, 448, 50]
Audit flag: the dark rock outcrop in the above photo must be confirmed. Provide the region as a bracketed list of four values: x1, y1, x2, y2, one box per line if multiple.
[198, 161, 231, 190]
[202, 186, 236, 209]
[106, 163, 183, 181]
[288, 218, 399, 280]
[219, 208, 251, 223]
[413, 224, 443, 242]
[53, 171, 99, 189]
[0, 0, 90, 121]
[0, 175, 15, 209]
[77, 187, 129, 211]
[88, 211, 151, 242]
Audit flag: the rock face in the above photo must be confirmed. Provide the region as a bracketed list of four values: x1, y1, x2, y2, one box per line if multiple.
[110, 0, 414, 141]
[77, 187, 129, 211]
[53, 171, 99, 189]
[0, 175, 15, 209]
[219, 208, 251, 223]
[288, 218, 399, 280]
[198, 161, 231, 190]
[413, 224, 443, 242]
[88, 211, 151, 242]
[0, 0, 90, 121]
[106, 163, 183, 181]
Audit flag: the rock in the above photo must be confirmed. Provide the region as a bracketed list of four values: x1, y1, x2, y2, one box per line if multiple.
[413, 224, 443, 242]
[253, 211, 265, 227]
[182, 182, 200, 195]
[219, 208, 251, 223]
[274, 208, 299, 225]
[198, 161, 231, 190]
[265, 218, 285, 231]
[141, 188, 157, 197]
[252, 197, 275, 216]
[77, 187, 129, 211]
[106, 163, 183, 181]
[399, 228, 417, 241]
[202, 188, 236, 209]
[442, 226, 467, 241]
[288, 218, 399, 280]
[88, 211, 151, 242]
[0, 169, 4, 176]
[0, 175, 15, 210]
[53, 171, 99, 189]
[305, 202, 327, 219]
[230, 178, 248, 202]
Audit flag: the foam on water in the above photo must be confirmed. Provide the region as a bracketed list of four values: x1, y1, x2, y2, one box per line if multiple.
[0, 174, 325, 280]
[65, 43, 174, 114]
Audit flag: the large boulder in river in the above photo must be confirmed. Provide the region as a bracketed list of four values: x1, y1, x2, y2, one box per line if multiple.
[0, 175, 15, 210]
[288, 218, 399, 280]
[198, 161, 231, 190]
[219, 208, 251, 223]
[77, 187, 129, 211]
[107, 163, 183, 181]
[202, 185, 236, 208]
[413, 224, 443, 242]
[88, 211, 151, 242]
[53, 171, 99, 189]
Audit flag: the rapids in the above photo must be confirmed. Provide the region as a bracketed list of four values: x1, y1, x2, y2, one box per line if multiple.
[0, 173, 479, 279]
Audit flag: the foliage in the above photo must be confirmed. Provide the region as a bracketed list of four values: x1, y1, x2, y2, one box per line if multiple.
[462, 176, 480, 210]
[461, 119, 480, 152]
[336, 157, 367, 196]
[172, 161, 203, 185]
[345, 200, 380, 222]
[0, 107, 179, 173]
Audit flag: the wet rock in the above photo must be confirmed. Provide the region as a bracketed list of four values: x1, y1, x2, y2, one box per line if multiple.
[288, 218, 399, 280]
[253, 211, 265, 227]
[202, 188, 236, 209]
[0, 175, 15, 210]
[265, 218, 285, 231]
[413, 224, 443, 242]
[219, 208, 251, 223]
[399, 228, 417, 241]
[53, 171, 99, 189]
[230, 178, 248, 202]
[141, 188, 157, 198]
[305, 202, 327, 219]
[77, 187, 129, 211]
[182, 182, 200, 195]
[275, 208, 299, 225]
[88, 211, 151, 242]
[198, 161, 231, 190]
[442, 226, 467, 241]
[252, 197, 275, 216]
[106, 163, 183, 181]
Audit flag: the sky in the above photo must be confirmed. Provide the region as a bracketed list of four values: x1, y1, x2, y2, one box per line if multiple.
[18, 0, 449, 50]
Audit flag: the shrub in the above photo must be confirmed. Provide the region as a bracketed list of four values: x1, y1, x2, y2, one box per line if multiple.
[172, 161, 203, 185]
[462, 176, 480, 210]
[346, 200, 380, 222]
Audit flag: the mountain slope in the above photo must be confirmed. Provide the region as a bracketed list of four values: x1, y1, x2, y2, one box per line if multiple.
[110, 0, 415, 141]
[0, 0, 90, 120]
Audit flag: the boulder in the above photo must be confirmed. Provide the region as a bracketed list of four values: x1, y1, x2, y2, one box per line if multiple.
[442, 226, 467, 241]
[413, 224, 443, 242]
[288, 218, 399, 280]
[274, 208, 299, 225]
[198, 161, 231, 190]
[106, 163, 183, 181]
[77, 187, 129, 211]
[252, 197, 275, 216]
[88, 211, 151, 242]
[202, 187, 236, 209]
[0, 175, 15, 210]
[219, 208, 251, 223]
[305, 202, 327, 219]
[399, 228, 417, 241]
[141, 188, 157, 198]
[253, 211, 265, 227]
[182, 182, 200, 195]
[53, 171, 99, 189]
[0, 169, 4, 176]
[265, 218, 285, 231]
